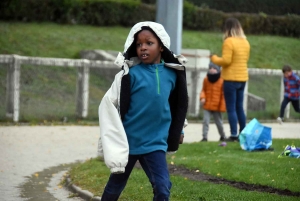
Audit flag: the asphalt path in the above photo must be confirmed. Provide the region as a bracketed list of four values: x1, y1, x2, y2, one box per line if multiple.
[0, 122, 299, 200]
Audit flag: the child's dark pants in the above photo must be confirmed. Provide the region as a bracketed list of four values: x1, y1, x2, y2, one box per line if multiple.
[101, 150, 171, 201]
[280, 97, 300, 118]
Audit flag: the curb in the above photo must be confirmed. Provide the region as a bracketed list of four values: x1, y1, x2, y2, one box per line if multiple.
[66, 177, 102, 201]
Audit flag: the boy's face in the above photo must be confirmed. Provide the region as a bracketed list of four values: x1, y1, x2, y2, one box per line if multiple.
[283, 71, 292, 78]
[135, 30, 163, 64]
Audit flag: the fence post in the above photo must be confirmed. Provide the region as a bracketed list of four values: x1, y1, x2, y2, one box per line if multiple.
[76, 60, 90, 118]
[189, 69, 201, 116]
[6, 55, 20, 122]
[182, 49, 210, 117]
[280, 75, 290, 119]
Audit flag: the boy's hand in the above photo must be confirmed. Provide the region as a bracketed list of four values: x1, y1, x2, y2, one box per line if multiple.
[200, 98, 205, 105]
[179, 134, 184, 144]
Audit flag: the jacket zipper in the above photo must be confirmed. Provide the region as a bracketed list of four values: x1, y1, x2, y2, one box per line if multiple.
[156, 66, 160, 94]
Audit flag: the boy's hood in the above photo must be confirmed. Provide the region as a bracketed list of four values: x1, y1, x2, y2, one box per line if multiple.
[123, 21, 170, 54]
[114, 21, 187, 70]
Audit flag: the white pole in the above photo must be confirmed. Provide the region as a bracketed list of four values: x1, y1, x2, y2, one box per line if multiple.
[156, 0, 183, 54]
[13, 55, 20, 122]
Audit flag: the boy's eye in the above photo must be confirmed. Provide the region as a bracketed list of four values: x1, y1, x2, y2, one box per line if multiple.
[136, 43, 142, 47]
[147, 42, 153, 45]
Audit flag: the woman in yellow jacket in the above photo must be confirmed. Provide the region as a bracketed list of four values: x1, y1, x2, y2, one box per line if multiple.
[211, 17, 250, 142]
[200, 63, 226, 142]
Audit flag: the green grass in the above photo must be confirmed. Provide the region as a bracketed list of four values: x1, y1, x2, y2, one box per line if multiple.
[68, 139, 300, 200]
[0, 22, 300, 122]
[0, 22, 129, 58]
[1, 22, 300, 70]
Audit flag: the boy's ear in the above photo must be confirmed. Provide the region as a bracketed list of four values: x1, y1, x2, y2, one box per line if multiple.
[160, 45, 164, 52]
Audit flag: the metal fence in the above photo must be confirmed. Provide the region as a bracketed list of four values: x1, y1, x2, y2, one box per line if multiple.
[0, 54, 299, 122]
[0, 54, 116, 122]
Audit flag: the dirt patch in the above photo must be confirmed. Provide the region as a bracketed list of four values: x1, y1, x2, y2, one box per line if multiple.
[169, 165, 300, 197]
[135, 162, 300, 197]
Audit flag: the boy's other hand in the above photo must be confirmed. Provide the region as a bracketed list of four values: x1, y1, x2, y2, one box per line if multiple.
[200, 98, 205, 105]
[179, 134, 184, 144]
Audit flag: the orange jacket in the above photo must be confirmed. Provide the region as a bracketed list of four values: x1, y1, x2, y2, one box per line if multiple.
[200, 76, 226, 112]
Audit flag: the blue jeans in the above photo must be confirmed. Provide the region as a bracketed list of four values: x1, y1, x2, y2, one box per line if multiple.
[223, 81, 246, 136]
[101, 150, 171, 201]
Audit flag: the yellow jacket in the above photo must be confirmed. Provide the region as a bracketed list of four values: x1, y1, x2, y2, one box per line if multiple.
[211, 37, 250, 81]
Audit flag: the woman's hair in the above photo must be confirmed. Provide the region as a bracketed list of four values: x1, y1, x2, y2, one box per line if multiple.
[125, 26, 180, 64]
[282, 65, 292, 73]
[223, 17, 246, 40]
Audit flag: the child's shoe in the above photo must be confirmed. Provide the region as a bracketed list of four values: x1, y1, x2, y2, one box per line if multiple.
[277, 117, 283, 124]
[200, 138, 208, 142]
[219, 136, 226, 141]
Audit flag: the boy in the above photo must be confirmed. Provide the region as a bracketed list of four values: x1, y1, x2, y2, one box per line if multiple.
[98, 21, 188, 200]
[200, 62, 226, 141]
[277, 65, 300, 124]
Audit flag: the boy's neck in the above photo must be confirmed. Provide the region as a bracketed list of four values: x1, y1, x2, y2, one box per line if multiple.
[141, 60, 164, 65]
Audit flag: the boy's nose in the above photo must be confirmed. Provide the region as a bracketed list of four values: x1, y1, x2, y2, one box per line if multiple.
[140, 43, 147, 50]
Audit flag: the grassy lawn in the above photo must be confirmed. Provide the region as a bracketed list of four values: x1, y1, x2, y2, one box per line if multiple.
[1, 22, 300, 70]
[68, 139, 300, 200]
[0, 22, 299, 122]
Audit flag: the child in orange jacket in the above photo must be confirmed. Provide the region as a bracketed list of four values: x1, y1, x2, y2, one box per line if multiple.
[200, 62, 226, 141]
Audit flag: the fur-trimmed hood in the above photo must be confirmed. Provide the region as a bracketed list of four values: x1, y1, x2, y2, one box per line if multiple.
[124, 21, 171, 53]
[114, 21, 187, 69]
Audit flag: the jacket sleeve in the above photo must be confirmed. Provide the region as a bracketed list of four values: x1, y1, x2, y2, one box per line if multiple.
[167, 69, 188, 151]
[98, 71, 129, 174]
[200, 78, 206, 100]
[211, 39, 233, 67]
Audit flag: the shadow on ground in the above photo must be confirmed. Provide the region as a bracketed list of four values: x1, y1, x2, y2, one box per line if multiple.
[168, 164, 300, 197]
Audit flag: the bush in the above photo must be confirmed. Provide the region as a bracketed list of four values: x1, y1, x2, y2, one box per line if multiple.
[0, 0, 149, 26]
[182, 3, 300, 38]
[187, 0, 300, 15]
[0, 0, 299, 38]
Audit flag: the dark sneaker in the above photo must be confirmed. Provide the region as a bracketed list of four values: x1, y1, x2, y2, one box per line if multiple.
[201, 138, 208, 142]
[225, 136, 239, 142]
[219, 136, 226, 141]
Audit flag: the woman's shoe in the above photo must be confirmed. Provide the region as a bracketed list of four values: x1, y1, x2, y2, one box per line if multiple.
[225, 136, 239, 142]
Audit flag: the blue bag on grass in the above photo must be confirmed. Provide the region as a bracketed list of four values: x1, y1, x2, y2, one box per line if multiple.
[239, 118, 272, 151]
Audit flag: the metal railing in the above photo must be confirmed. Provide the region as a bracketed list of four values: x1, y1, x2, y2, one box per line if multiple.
[1, 54, 115, 122]
[0, 54, 299, 122]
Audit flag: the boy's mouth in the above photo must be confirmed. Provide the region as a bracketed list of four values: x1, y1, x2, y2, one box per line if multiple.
[140, 54, 149, 59]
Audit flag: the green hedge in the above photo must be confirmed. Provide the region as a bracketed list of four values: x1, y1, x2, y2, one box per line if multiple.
[187, 0, 300, 16]
[183, 1, 300, 38]
[0, 0, 154, 26]
[1, 0, 299, 38]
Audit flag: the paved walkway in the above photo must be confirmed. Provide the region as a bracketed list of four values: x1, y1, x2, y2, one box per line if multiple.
[184, 122, 300, 142]
[0, 122, 299, 200]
